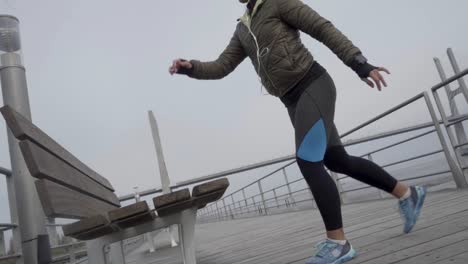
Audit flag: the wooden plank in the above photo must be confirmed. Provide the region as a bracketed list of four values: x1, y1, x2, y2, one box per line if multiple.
[20, 140, 120, 206]
[153, 189, 191, 208]
[192, 178, 229, 197]
[0, 105, 114, 191]
[192, 190, 225, 208]
[112, 211, 156, 229]
[190, 190, 468, 264]
[70, 225, 116, 241]
[155, 200, 194, 217]
[35, 179, 119, 219]
[62, 215, 109, 237]
[108, 201, 149, 222]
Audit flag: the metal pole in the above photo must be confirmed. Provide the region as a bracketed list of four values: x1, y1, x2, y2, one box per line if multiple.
[282, 168, 295, 205]
[215, 202, 221, 221]
[0, 232, 5, 256]
[434, 56, 468, 162]
[134, 187, 155, 253]
[0, 15, 48, 264]
[46, 218, 58, 247]
[447, 48, 468, 102]
[272, 189, 279, 208]
[423, 92, 467, 188]
[148, 111, 171, 194]
[2, 167, 21, 258]
[258, 181, 268, 215]
[148, 111, 179, 247]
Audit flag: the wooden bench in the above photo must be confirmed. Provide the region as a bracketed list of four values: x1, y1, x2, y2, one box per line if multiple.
[0, 105, 229, 264]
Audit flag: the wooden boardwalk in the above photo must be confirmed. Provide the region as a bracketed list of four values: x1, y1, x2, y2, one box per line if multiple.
[127, 189, 468, 264]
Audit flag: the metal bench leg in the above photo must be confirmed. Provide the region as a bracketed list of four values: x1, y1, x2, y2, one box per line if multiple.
[109, 241, 125, 264]
[179, 208, 197, 264]
[86, 239, 107, 264]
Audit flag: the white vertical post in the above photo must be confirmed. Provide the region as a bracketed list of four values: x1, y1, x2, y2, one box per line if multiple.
[148, 111, 178, 247]
[0, 232, 5, 256]
[46, 218, 58, 247]
[282, 168, 295, 205]
[0, 15, 48, 264]
[258, 181, 267, 215]
[133, 187, 155, 253]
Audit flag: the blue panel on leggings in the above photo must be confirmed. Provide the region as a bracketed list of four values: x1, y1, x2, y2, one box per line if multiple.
[297, 118, 327, 162]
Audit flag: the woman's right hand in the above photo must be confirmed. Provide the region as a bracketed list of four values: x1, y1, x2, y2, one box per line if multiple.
[169, 59, 193, 75]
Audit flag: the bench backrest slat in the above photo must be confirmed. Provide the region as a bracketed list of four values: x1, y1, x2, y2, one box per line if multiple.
[0, 105, 114, 191]
[36, 179, 119, 219]
[20, 140, 120, 207]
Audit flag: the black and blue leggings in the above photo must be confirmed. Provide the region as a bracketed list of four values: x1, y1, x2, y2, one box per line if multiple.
[287, 71, 398, 231]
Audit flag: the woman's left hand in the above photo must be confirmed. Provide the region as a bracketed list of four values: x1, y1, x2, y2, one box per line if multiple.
[362, 67, 390, 91]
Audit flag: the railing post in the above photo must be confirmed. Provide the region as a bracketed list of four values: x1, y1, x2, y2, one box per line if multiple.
[227, 204, 233, 219]
[0, 15, 48, 264]
[272, 189, 279, 208]
[2, 168, 21, 258]
[424, 92, 467, 188]
[282, 168, 295, 205]
[222, 199, 227, 220]
[367, 154, 385, 199]
[0, 231, 5, 256]
[231, 195, 236, 212]
[215, 202, 221, 221]
[46, 218, 58, 247]
[258, 181, 268, 215]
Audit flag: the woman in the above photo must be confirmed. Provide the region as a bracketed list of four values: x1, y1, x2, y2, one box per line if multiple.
[169, 0, 427, 263]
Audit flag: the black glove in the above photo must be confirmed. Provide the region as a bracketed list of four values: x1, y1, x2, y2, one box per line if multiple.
[175, 59, 194, 75]
[348, 54, 377, 79]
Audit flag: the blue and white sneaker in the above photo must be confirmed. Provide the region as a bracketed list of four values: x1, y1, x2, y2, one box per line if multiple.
[398, 185, 427, 234]
[305, 239, 357, 264]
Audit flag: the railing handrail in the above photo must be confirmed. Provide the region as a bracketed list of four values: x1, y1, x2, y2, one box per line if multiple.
[0, 166, 11, 176]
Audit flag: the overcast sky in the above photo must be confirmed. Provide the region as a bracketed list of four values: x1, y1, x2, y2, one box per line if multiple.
[1, 0, 468, 227]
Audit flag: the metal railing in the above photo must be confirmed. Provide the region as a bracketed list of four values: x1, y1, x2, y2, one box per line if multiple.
[1, 54, 467, 261]
[197, 69, 468, 223]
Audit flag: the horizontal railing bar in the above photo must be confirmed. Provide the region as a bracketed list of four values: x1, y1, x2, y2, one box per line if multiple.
[447, 114, 468, 127]
[0, 254, 22, 261]
[222, 161, 297, 198]
[50, 241, 85, 250]
[340, 92, 425, 138]
[343, 121, 437, 147]
[119, 187, 163, 202]
[454, 142, 468, 149]
[338, 149, 445, 180]
[0, 166, 12, 176]
[176, 155, 296, 187]
[52, 250, 87, 263]
[359, 129, 436, 158]
[342, 170, 451, 193]
[380, 149, 444, 168]
[432, 68, 468, 92]
[0, 223, 17, 231]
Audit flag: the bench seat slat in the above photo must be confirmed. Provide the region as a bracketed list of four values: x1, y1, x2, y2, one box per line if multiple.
[192, 178, 229, 197]
[62, 215, 109, 237]
[36, 180, 119, 219]
[112, 211, 156, 229]
[108, 201, 149, 222]
[68, 225, 116, 241]
[155, 200, 193, 217]
[20, 140, 120, 207]
[192, 190, 226, 209]
[153, 189, 191, 208]
[0, 105, 114, 191]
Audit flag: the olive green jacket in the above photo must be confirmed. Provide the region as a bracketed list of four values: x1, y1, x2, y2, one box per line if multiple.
[186, 0, 362, 97]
